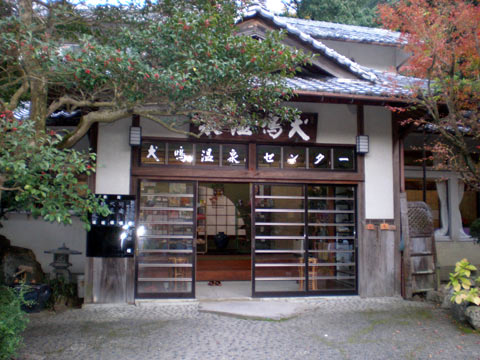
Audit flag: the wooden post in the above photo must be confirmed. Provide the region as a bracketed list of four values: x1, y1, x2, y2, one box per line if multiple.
[400, 192, 412, 298]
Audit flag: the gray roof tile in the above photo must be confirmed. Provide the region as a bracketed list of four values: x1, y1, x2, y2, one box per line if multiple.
[287, 72, 419, 98]
[281, 17, 403, 46]
[243, 5, 378, 82]
[243, 5, 418, 99]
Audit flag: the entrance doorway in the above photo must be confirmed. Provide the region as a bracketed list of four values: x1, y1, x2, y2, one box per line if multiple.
[135, 180, 357, 299]
[196, 183, 252, 298]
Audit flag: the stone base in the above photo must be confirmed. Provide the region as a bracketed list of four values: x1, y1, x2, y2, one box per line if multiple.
[451, 301, 468, 322]
[465, 306, 480, 330]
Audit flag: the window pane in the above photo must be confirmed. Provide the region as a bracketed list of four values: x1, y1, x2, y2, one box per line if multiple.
[257, 145, 281, 168]
[309, 147, 331, 169]
[141, 142, 166, 164]
[283, 147, 306, 169]
[333, 148, 355, 170]
[196, 143, 219, 166]
[222, 145, 247, 167]
[405, 179, 442, 230]
[168, 142, 194, 165]
[460, 189, 478, 236]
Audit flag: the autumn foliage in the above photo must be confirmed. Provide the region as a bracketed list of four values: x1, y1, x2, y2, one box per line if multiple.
[379, 0, 480, 189]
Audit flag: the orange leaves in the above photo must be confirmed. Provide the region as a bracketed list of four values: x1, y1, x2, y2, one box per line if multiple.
[379, 0, 480, 80]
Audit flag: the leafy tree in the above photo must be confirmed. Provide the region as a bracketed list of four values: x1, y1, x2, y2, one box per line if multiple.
[0, 0, 310, 225]
[379, 0, 480, 190]
[282, 0, 391, 27]
[0, 110, 106, 227]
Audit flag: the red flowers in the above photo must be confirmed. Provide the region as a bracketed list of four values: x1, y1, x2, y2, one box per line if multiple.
[85, 69, 91, 74]
[250, 57, 256, 63]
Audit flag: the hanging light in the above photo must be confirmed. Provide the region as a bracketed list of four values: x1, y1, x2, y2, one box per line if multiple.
[129, 126, 142, 146]
[356, 135, 369, 154]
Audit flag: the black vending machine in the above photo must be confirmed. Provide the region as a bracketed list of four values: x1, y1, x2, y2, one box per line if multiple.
[86, 194, 136, 257]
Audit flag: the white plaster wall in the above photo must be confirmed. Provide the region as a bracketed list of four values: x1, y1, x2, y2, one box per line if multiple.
[95, 118, 132, 194]
[364, 106, 394, 219]
[286, 102, 357, 144]
[1, 214, 86, 275]
[322, 40, 409, 72]
[140, 117, 190, 138]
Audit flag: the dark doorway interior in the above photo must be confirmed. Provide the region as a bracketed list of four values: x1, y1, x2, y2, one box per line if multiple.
[196, 183, 251, 281]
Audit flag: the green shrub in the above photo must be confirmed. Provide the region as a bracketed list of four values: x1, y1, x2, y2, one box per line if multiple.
[0, 286, 29, 360]
[469, 218, 480, 244]
[46, 277, 78, 309]
[446, 258, 480, 306]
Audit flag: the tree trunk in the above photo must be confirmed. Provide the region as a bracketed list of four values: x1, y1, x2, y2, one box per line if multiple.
[19, 0, 47, 136]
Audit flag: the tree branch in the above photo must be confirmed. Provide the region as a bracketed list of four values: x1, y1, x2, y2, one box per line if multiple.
[47, 96, 117, 118]
[138, 113, 201, 138]
[59, 108, 132, 148]
[8, 74, 29, 112]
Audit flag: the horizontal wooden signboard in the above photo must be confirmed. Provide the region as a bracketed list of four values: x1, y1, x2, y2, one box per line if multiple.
[189, 113, 317, 143]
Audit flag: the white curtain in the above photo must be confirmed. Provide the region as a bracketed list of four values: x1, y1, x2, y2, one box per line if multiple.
[435, 181, 449, 236]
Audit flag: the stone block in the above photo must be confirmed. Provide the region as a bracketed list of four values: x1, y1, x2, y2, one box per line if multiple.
[465, 306, 480, 330]
[451, 301, 468, 322]
[441, 288, 453, 309]
[426, 290, 443, 304]
[0, 245, 45, 285]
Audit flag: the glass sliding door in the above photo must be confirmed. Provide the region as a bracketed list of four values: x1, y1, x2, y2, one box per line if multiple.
[136, 181, 195, 298]
[307, 185, 356, 292]
[253, 184, 306, 294]
[253, 183, 357, 296]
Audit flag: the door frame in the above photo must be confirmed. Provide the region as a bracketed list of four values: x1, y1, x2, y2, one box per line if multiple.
[134, 179, 197, 299]
[251, 182, 358, 298]
[132, 178, 359, 299]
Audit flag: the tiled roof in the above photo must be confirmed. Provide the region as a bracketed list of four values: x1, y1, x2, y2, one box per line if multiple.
[243, 5, 379, 82]
[243, 5, 418, 99]
[243, 4, 403, 46]
[281, 18, 403, 46]
[287, 71, 417, 98]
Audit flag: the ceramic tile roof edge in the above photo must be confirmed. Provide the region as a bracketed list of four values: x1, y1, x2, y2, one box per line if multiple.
[280, 17, 404, 46]
[241, 5, 378, 83]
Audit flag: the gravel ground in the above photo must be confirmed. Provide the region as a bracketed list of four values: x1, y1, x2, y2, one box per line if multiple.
[17, 297, 480, 360]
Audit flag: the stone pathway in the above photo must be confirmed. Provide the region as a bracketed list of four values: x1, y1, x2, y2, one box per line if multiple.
[17, 297, 480, 360]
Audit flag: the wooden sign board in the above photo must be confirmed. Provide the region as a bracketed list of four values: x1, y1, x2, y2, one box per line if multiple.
[190, 113, 317, 143]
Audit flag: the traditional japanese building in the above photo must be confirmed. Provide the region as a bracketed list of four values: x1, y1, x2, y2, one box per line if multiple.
[3, 5, 478, 302]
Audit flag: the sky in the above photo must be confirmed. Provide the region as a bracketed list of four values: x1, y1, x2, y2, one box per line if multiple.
[80, 0, 286, 14]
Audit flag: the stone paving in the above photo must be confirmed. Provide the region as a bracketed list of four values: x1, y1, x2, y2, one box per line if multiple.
[17, 297, 480, 360]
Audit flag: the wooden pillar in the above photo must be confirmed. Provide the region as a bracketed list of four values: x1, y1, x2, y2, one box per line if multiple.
[392, 116, 403, 296]
[356, 105, 367, 297]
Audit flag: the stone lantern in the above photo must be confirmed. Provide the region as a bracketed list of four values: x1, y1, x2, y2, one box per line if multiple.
[44, 243, 81, 282]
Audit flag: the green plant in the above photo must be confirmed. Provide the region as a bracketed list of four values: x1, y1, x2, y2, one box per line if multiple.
[46, 277, 78, 308]
[0, 285, 30, 360]
[446, 258, 480, 306]
[469, 218, 480, 244]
